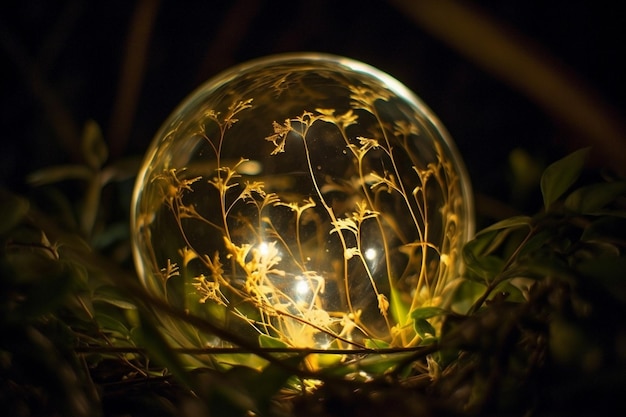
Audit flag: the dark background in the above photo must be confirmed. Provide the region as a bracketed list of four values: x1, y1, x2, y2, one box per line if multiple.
[2, 0, 625, 223]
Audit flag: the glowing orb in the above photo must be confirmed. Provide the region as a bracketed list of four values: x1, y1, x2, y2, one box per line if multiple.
[131, 53, 473, 356]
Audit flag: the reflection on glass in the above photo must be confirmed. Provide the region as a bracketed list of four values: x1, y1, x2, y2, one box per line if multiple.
[131, 53, 474, 361]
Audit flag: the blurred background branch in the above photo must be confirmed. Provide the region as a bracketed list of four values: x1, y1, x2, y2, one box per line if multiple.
[107, 0, 160, 158]
[392, 0, 626, 175]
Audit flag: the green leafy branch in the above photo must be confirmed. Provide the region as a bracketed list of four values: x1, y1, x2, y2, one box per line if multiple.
[3, 142, 626, 416]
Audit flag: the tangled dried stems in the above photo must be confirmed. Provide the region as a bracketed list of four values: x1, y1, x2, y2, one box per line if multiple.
[140, 81, 465, 359]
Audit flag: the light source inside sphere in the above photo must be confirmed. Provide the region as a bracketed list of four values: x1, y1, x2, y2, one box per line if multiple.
[131, 53, 474, 357]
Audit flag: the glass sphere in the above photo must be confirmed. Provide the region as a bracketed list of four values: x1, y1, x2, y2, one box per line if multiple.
[131, 53, 473, 356]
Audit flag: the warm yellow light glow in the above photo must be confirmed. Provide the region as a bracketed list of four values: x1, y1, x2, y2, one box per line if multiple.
[295, 278, 310, 295]
[364, 248, 377, 261]
[258, 242, 270, 256]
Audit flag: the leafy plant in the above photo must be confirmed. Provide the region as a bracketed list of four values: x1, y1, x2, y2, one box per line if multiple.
[2, 147, 625, 416]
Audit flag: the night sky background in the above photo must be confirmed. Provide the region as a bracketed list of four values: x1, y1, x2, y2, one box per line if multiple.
[2, 0, 625, 226]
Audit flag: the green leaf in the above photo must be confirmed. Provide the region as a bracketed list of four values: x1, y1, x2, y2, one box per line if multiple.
[91, 222, 130, 249]
[413, 318, 436, 338]
[364, 338, 391, 349]
[517, 228, 555, 258]
[410, 306, 447, 320]
[92, 285, 137, 310]
[390, 284, 410, 325]
[451, 280, 486, 314]
[540, 147, 590, 209]
[258, 334, 290, 349]
[347, 351, 415, 376]
[94, 312, 132, 339]
[564, 181, 626, 213]
[82, 119, 108, 170]
[492, 281, 526, 303]
[26, 164, 93, 186]
[464, 229, 498, 255]
[462, 241, 505, 283]
[0, 192, 29, 234]
[476, 215, 532, 236]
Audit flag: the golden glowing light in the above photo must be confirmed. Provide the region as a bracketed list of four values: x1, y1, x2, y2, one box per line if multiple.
[131, 53, 473, 365]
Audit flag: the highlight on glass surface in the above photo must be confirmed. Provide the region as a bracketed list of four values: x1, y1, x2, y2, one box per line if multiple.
[130, 53, 474, 366]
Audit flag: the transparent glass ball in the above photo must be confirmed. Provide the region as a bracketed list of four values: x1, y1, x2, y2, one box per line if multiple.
[131, 53, 474, 355]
